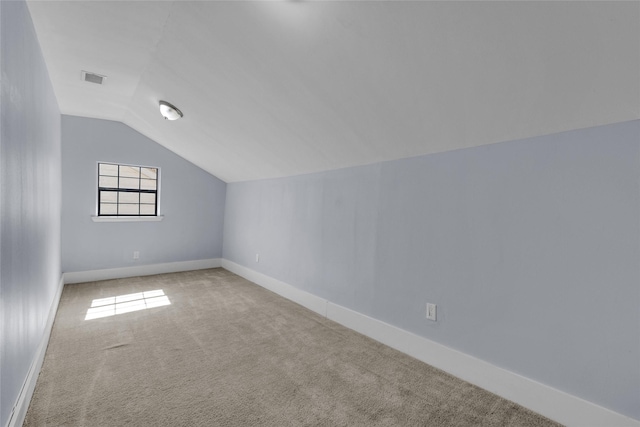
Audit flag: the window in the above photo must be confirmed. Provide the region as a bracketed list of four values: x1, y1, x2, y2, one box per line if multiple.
[98, 163, 158, 216]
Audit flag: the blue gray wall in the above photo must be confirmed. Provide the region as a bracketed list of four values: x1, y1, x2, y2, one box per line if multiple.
[224, 120, 640, 420]
[61, 116, 226, 273]
[0, 1, 62, 426]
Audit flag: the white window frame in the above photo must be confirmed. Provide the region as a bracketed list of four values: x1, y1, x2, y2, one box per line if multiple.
[91, 161, 164, 222]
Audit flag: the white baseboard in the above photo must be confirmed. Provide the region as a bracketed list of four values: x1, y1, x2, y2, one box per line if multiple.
[221, 259, 640, 427]
[63, 258, 222, 284]
[7, 275, 65, 427]
[221, 259, 328, 316]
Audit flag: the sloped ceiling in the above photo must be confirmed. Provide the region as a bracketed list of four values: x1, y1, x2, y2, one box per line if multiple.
[27, 1, 640, 183]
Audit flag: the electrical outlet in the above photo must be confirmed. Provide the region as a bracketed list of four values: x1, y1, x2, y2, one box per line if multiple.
[133, 251, 140, 260]
[426, 303, 437, 321]
[255, 253, 260, 263]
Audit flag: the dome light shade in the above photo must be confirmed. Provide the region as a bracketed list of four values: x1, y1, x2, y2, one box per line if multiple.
[159, 100, 183, 120]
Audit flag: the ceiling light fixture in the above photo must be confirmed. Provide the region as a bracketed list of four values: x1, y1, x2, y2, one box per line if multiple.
[159, 100, 183, 120]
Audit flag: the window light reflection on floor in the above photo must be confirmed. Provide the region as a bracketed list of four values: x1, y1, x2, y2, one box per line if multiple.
[85, 289, 171, 320]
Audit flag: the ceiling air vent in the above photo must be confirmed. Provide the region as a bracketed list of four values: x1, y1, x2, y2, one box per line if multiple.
[81, 70, 106, 85]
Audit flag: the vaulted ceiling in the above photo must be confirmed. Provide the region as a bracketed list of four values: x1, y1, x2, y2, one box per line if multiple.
[26, 1, 640, 183]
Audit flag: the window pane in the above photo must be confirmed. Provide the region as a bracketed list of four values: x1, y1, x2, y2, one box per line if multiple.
[119, 192, 139, 204]
[140, 204, 156, 215]
[99, 163, 118, 176]
[140, 179, 156, 190]
[120, 166, 140, 178]
[141, 168, 157, 180]
[118, 204, 139, 215]
[99, 176, 118, 188]
[119, 177, 139, 189]
[140, 193, 156, 204]
[100, 191, 118, 203]
[100, 203, 117, 215]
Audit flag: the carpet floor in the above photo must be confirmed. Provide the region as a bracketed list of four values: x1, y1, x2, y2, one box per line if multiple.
[24, 268, 561, 426]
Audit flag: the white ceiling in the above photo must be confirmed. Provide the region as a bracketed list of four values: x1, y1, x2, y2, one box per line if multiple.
[27, 1, 640, 183]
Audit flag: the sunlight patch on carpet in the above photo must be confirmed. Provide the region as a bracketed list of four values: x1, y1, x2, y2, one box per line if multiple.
[85, 289, 170, 320]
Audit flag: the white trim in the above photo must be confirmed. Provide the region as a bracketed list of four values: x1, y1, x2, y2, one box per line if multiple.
[91, 215, 164, 222]
[7, 275, 65, 427]
[326, 303, 640, 427]
[221, 259, 640, 427]
[221, 259, 327, 316]
[63, 258, 222, 284]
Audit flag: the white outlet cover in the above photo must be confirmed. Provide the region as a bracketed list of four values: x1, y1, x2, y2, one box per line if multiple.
[426, 303, 437, 321]
[255, 253, 260, 263]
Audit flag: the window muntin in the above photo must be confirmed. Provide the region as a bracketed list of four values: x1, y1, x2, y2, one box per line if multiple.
[98, 163, 159, 216]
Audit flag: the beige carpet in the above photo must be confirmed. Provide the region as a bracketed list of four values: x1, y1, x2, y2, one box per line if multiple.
[25, 268, 561, 426]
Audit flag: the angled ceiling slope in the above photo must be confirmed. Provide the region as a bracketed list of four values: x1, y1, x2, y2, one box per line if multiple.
[27, 1, 640, 183]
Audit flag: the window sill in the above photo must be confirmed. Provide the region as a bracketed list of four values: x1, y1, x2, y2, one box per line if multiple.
[91, 216, 164, 223]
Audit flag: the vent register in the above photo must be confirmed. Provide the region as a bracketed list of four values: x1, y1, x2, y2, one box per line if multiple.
[82, 70, 106, 85]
